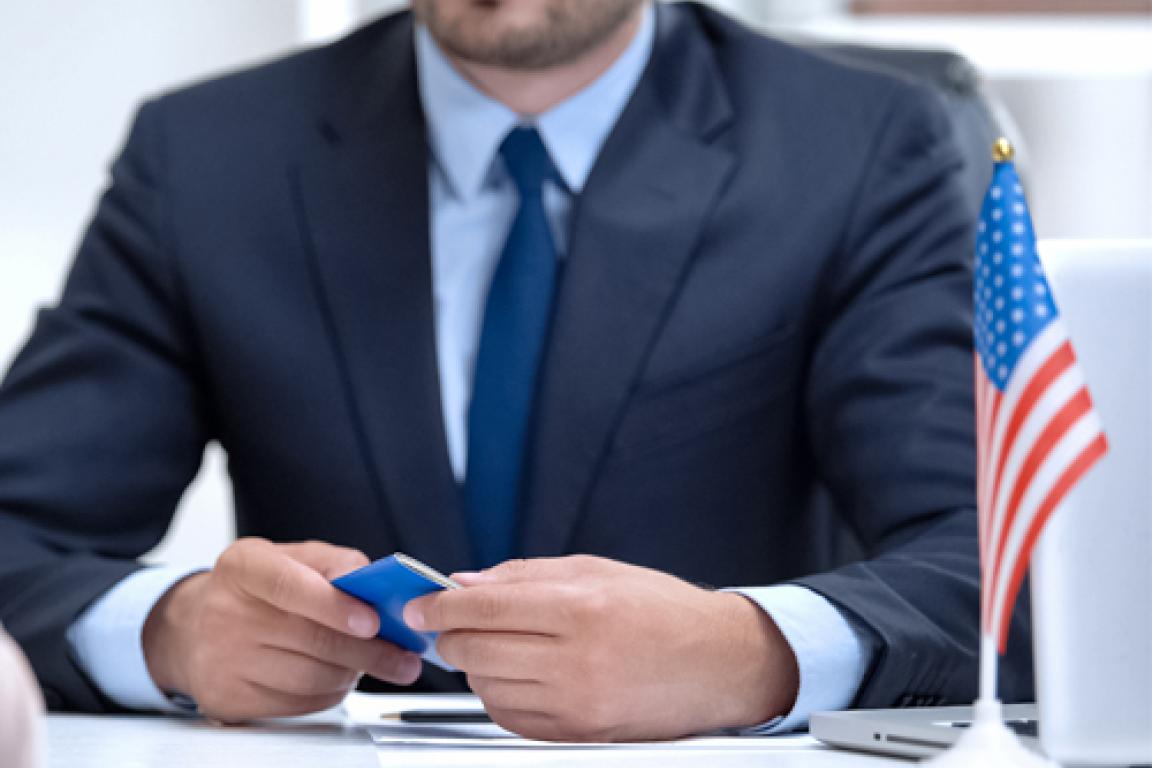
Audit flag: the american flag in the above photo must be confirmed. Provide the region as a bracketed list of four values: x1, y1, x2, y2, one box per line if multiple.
[973, 152, 1108, 653]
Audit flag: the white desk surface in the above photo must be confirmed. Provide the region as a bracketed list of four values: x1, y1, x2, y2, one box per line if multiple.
[45, 711, 909, 768]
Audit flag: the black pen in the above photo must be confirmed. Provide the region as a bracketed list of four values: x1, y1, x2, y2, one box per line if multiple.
[390, 709, 493, 724]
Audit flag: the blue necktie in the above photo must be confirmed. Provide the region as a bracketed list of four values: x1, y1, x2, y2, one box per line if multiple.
[464, 126, 562, 569]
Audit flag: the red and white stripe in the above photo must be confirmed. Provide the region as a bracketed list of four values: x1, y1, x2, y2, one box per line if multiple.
[976, 321, 1108, 651]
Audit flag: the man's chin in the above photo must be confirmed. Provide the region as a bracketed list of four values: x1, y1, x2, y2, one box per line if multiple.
[415, 0, 644, 71]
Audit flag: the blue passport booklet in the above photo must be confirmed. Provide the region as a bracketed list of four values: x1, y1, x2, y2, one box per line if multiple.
[332, 553, 460, 668]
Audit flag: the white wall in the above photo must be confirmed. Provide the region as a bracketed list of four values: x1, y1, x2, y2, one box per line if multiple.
[0, 0, 299, 372]
[993, 74, 1152, 239]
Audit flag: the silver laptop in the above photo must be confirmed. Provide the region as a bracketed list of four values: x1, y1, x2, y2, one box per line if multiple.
[812, 240, 1152, 764]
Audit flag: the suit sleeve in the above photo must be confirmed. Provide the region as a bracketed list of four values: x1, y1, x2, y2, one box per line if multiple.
[794, 83, 1033, 708]
[0, 99, 209, 712]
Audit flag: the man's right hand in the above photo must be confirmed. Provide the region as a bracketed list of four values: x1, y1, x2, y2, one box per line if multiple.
[142, 537, 422, 722]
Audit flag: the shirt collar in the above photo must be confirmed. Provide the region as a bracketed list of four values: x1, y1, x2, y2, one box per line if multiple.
[415, 4, 655, 201]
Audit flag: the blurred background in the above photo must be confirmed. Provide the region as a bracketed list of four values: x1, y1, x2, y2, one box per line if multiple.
[1, 0, 1150, 569]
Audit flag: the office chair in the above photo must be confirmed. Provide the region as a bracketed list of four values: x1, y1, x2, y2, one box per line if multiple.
[798, 39, 1024, 214]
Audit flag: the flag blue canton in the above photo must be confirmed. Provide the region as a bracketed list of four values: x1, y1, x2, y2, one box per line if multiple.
[974, 162, 1059, 391]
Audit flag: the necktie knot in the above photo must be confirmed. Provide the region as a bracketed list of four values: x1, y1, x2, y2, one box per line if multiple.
[500, 126, 560, 194]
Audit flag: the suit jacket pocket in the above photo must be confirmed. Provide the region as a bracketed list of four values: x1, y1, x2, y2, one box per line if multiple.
[610, 328, 800, 461]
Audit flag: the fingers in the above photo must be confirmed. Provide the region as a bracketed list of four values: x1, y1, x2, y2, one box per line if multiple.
[280, 541, 370, 580]
[459, 555, 617, 585]
[435, 631, 558, 681]
[245, 685, 348, 720]
[467, 676, 550, 713]
[205, 682, 350, 724]
[260, 610, 423, 685]
[405, 583, 569, 635]
[484, 708, 583, 743]
[451, 557, 565, 586]
[242, 647, 361, 697]
[217, 538, 379, 638]
[468, 677, 597, 741]
[162, 539, 430, 724]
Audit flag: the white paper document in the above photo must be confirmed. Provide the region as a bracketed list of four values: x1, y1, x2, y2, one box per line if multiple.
[344, 693, 820, 751]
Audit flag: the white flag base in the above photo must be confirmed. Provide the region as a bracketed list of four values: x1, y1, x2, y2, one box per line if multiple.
[923, 699, 1054, 768]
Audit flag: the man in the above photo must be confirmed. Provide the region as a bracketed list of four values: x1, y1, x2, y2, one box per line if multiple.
[0, 0, 1032, 742]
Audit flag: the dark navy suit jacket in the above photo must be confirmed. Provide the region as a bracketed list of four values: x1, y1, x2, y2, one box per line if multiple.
[0, 3, 1032, 712]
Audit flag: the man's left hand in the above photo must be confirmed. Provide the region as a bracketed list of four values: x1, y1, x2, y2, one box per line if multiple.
[403, 555, 799, 742]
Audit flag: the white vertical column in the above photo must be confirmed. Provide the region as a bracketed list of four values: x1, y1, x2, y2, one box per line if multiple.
[298, 0, 362, 43]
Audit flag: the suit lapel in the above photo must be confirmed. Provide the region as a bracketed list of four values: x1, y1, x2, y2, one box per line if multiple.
[521, 5, 737, 557]
[291, 17, 470, 570]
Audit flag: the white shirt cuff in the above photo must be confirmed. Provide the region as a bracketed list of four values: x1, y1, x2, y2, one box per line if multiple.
[726, 584, 871, 734]
[66, 565, 205, 712]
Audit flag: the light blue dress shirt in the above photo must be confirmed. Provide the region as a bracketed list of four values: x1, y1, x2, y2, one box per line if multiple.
[67, 5, 869, 731]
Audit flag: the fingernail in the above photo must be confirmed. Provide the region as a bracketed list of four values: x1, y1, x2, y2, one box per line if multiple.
[398, 653, 423, 684]
[348, 611, 377, 638]
[403, 603, 425, 631]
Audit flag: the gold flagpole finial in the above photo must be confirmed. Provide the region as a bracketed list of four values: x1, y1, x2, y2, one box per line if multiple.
[992, 137, 1015, 163]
